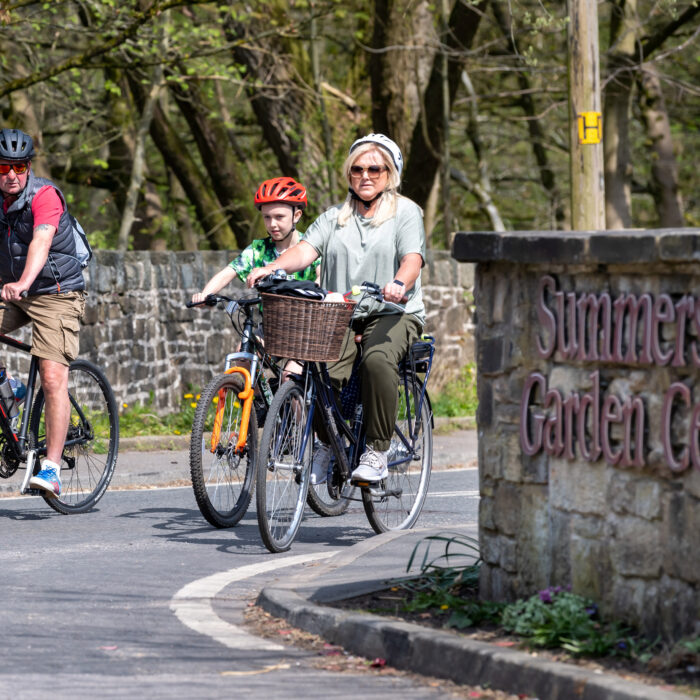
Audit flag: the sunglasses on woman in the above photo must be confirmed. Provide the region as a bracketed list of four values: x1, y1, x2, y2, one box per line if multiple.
[350, 165, 387, 178]
[0, 163, 29, 175]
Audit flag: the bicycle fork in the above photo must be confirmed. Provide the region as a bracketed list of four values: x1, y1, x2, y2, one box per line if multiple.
[211, 366, 254, 454]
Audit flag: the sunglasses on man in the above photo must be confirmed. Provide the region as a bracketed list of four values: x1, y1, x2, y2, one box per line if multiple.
[0, 162, 29, 175]
[350, 165, 387, 178]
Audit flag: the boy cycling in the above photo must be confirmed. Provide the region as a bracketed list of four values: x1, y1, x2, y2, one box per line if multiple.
[191, 177, 319, 303]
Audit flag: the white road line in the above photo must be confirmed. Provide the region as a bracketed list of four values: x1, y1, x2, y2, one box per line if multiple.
[428, 490, 479, 498]
[170, 551, 338, 651]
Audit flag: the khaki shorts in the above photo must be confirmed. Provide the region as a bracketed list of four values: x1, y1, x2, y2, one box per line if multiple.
[0, 291, 86, 366]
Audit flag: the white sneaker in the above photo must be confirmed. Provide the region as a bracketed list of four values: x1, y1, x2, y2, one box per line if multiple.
[311, 441, 332, 485]
[351, 446, 388, 483]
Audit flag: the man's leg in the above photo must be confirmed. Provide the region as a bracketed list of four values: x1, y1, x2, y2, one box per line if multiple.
[23, 291, 85, 496]
[39, 358, 70, 464]
[28, 358, 69, 496]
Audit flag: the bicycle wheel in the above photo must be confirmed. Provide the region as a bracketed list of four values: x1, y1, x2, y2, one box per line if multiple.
[29, 359, 119, 514]
[256, 379, 310, 553]
[362, 374, 432, 533]
[306, 440, 353, 517]
[190, 373, 256, 528]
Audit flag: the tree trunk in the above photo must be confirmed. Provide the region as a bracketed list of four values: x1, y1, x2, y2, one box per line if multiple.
[117, 69, 161, 251]
[491, 0, 565, 229]
[166, 71, 255, 248]
[603, 0, 639, 229]
[369, 0, 437, 150]
[169, 174, 199, 251]
[128, 73, 236, 250]
[459, 70, 504, 232]
[636, 63, 684, 228]
[222, 3, 327, 207]
[402, 0, 486, 209]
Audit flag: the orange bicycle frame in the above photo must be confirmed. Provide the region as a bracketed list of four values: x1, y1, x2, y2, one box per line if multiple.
[210, 366, 254, 454]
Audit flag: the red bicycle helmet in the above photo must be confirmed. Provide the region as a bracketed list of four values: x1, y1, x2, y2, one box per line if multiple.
[254, 177, 307, 210]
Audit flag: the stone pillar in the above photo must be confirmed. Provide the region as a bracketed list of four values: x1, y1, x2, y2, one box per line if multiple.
[453, 228, 700, 641]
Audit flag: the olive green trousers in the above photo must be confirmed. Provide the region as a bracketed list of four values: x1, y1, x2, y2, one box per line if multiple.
[316, 313, 421, 452]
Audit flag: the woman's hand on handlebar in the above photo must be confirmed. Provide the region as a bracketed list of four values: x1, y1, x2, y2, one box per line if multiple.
[382, 280, 408, 304]
[190, 291, 208, 305]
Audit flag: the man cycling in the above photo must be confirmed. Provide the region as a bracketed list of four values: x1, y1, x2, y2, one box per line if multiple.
[0, 128, 87, 497]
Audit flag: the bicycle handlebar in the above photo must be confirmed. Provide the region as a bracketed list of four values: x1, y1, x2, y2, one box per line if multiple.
[348, 282, 408, 312]
[186, 293, 260, 309]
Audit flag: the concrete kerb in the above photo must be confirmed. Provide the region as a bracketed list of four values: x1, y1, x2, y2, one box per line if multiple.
[256, 528, 687, 700]
[257, 586, 686, 700]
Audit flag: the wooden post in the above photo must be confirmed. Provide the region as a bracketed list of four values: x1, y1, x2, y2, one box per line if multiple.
[440, 0, 452, 243]
[568, 0, 605, 230]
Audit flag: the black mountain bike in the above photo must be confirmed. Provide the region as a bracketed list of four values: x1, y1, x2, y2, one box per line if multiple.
[255, 282, 435, 553]
[0, 333, 119, 514]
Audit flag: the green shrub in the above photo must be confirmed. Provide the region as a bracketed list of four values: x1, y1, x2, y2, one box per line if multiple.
[501, 586, 634, 656]
[432, 363, 478, 417]
[118, 390, 199, 438]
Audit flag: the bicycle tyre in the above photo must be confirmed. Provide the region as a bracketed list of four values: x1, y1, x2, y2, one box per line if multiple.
[29, 358, 119, 514]
[362, 375, 432, 533]
[256, 379, 310, 553]
[306, 442, 353, 517]
[190, 373, 256, 528]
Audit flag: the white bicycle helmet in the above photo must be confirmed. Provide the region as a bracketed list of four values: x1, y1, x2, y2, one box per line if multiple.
[349, 133, 403, 177]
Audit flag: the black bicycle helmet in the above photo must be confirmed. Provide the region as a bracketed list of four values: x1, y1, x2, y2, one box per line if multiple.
[0, 128, 35, 161]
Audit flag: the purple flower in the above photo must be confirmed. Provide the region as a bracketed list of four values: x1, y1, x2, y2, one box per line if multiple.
[539, 589, 552, 603]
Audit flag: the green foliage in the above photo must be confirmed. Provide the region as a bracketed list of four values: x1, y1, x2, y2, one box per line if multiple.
[399, 532, 504, 629]
[118, 390, 199, 438]
[399, 533, 660, 661]
[501, 587, 636, 657]
[432, 364, 478, 417]
[1, 0, 698, 250]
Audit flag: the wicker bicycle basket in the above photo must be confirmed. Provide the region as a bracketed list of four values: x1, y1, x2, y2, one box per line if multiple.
[261, 293, 356, 362]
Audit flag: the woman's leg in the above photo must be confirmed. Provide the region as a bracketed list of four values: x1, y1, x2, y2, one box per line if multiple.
[359, 315, 421, 451]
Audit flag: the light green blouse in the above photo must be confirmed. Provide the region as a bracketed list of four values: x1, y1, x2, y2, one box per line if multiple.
[303, 196, 426, 325]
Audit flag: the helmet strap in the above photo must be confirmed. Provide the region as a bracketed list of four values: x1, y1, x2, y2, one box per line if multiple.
[348, 187, 383, 211]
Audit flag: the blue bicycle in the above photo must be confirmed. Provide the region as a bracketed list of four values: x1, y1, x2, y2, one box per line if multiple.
[255, 282, 435, 553]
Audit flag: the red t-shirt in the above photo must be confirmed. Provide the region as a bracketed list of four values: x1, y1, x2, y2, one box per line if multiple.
[3, 185, 64, 229]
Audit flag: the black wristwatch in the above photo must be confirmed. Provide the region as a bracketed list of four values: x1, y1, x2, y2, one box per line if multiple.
[392, 279, 404, 287]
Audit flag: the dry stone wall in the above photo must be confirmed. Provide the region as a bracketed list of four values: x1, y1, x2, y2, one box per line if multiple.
[0, 250, 474, 412]
[453, 229, 700, 641]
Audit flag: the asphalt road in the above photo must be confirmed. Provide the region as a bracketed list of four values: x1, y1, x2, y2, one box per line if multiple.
[0, 460, 478, 699]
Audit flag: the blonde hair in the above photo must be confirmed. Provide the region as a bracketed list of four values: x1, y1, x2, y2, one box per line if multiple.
[337, 143, 403, 228]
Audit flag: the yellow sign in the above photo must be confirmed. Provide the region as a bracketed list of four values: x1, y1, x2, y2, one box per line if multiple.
[577, 112, 602, 144]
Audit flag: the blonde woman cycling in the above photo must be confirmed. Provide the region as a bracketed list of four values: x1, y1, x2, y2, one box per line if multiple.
[247, 134, 425, 485]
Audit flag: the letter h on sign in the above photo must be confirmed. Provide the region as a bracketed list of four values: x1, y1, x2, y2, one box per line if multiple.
[577, 112, 602, 145]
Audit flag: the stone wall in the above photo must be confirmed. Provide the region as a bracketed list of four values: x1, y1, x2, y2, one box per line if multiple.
[453, 229, 700, 641]
[0, 250, 474, 411]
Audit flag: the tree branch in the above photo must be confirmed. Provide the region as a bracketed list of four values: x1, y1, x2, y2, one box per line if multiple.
[640, 3, 700, 58]
[0, 0, 211, 99]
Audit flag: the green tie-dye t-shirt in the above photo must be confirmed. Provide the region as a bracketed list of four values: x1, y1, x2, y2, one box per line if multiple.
[229, 236, 320, 282]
